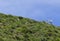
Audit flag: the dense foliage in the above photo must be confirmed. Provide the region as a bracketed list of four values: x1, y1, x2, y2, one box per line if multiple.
[0, 13, 60, 41]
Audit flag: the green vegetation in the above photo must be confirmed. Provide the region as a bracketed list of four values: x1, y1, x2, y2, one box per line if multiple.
[0, 13, 60, 41]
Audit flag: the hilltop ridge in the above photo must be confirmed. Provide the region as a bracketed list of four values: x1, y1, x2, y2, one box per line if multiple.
[0, 13, 60, 41]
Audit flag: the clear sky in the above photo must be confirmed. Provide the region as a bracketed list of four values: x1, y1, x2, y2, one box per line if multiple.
[0, 0, 60, 26]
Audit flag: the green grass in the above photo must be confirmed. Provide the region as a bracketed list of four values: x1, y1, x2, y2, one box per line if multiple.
[0, 13, 60, 41]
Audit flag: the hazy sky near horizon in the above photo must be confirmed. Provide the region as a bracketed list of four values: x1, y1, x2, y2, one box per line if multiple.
[0, 0, 60, 26]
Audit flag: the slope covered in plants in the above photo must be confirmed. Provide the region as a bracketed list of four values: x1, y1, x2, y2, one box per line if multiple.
[0, 13, 60, 41]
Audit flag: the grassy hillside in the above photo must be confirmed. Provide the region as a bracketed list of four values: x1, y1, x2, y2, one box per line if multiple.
[0, 13, 60, 41]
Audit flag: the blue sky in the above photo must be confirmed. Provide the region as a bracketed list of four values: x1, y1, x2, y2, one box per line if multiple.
[0, 0, 60, 26]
